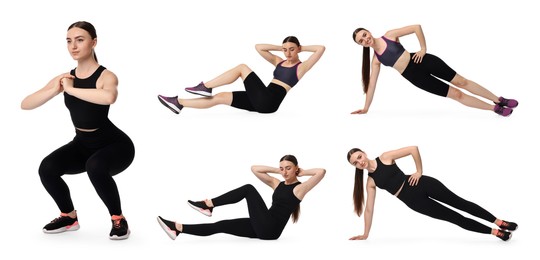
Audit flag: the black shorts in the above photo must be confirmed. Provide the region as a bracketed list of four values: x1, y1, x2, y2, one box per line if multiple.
[401, 53, 457, 97]
[231, 72, 287, 113]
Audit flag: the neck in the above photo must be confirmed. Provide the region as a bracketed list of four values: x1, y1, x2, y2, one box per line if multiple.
[367, 159, 377, 173]
[76, 58, 99, 72]
[284, 58, 300, 65]
[285, 178, 299, 185]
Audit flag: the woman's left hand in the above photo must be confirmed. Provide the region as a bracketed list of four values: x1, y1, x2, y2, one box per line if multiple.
[408, 172, 422, 186]
[412, 49, 426, 63]
[61, 76, 75, 90]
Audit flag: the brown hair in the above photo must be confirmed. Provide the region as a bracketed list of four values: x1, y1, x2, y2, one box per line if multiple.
[68, 21, 98, 62]
[347, 148, 365, 216]
[352, 28, 370, 94]
[280, 154, 301, 223]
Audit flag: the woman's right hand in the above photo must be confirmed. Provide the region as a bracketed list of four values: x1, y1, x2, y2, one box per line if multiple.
[349, 234, 369, 240]
[351, 108, 368, 114]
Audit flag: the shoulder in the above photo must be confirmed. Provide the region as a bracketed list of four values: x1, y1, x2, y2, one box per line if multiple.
[101, 69, 118, 83]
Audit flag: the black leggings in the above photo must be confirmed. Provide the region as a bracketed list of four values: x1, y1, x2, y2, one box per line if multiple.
[397, 176, 496, 234]
[182, 184, 286, 240]
[231, 72, 287, 113]
[401, 53, 457, 97]
[38, 121, 135, 216]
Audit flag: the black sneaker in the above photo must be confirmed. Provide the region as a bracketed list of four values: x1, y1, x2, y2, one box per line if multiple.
[43, 215, 80, 234]
[157, 216, 180, 240]
[187, 200, 213, 217]
[499, 220, 518, 231]
[109, 216, 130, 240]
[495, 229, 512, 241]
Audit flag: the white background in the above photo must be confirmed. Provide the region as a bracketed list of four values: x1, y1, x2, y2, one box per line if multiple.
[1, 0, 538, 259]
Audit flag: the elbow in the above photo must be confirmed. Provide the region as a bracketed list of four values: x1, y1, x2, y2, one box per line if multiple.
[318, 168, 326, 178]
[319, 45, 326, 52]
[20, 100, 34, 110]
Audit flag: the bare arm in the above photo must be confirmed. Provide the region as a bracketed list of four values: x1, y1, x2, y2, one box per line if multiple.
[61, 70, 118, 105]
[350, 177, 376, 240]
[380, 146, 423, 185]
[255, 44, 282, 66]
[296, 45, 325, 79]
[293, 168, 326, 200]
[385, 24, 427, 63]
[21, 73, 72, 110]
[251, 165, 281, 189]
[351, 57, 381, 114]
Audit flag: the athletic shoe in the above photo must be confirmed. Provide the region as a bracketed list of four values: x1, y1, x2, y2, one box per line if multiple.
[158, 95, 183, 114]
[497, 97, 518, 108]
[109, 216, 130, 240]
[493, 104, 512, 117]
[185, 82, 212, 97]
[157, 216, 180, 240]
[43, 214, 80, 233]
[187, 200, 213, 217]
[499, 220, 518, 231]
[495, 229, 512, 241]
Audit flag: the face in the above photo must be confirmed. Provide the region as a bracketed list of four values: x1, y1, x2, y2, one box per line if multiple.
[282, 42, 300, 61]
[349, 151, 369, 170]
[279, 160, 298, 182]
[66, 27, 96, 61]
[354, 29, 373, 47]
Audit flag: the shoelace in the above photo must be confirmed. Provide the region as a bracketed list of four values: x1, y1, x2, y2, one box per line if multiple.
[50, 215, 69, 223]
[113, 219, 122, 229]
[494, 105, 505, 114]
[500, 221, 510, 229]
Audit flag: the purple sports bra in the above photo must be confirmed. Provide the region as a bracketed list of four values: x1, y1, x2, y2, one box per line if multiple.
[273, 60, 301, 87]
[374, 36, 405, 67]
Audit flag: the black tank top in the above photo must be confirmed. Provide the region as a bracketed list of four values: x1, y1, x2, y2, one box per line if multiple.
[64, 66, 110, 129]
[269, 181, 301, 224]
[368, 157, 406, 195]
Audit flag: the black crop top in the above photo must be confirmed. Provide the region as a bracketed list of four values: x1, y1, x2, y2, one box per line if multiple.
[368, 157, 406, 195]
[64, 66, 110, 129]
[269, 181, 302, 224]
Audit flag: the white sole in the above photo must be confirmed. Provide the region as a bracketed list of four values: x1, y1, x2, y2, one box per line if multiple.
[43, 222, 80, 234]
[157, 217, 178, 240]
[158, 96, 181, 114]
[185, 90, 212, 97]
[187, 201, 212, 217]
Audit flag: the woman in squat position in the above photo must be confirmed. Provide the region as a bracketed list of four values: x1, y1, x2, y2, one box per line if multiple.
[21, 21, 135, 240]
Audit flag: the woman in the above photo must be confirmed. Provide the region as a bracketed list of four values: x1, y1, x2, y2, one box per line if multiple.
[346, 146, 517, 241]
[351, 25, 518, 116]
[157, 36, 325, 114]
[157, 155, 325, 240]
[21, 21, 135, 240]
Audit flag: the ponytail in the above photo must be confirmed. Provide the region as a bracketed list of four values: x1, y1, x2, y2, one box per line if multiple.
[347, 148, 365, 216]
[353, 168, 365, 216]
[361, 47, 370, 94]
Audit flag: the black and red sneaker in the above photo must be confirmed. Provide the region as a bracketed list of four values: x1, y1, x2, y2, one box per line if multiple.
[109, 216, 130, 240]
[499, 220, 518, 231]
[157, 216, 181, 240]
[43, 214, 80, 234]
[187, 200, 213, 217]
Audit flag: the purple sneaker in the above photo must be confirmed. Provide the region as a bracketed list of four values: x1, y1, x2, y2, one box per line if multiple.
[158, 95, 183, 114]
[498, 97, 518, 108]
[493, 104, 513, 117]
[185, 82, 212, 97]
